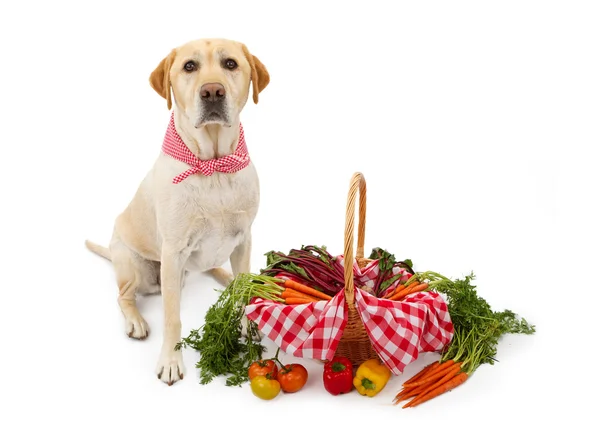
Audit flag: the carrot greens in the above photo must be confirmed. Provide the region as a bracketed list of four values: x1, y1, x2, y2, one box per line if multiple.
[175, 273, 284, 386]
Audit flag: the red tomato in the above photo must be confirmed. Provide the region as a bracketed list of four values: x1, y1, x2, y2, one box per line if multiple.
[277, 363, 308, 393]
[248, 359, 278, 380]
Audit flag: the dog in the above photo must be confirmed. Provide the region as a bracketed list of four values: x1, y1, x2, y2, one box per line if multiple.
[85, 38, 269, 385]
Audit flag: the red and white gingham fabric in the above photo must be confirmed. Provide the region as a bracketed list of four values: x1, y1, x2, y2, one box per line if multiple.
[245, 258, 454, 375]
[161, 112, 250, 183]
[337, 256, 413, 297]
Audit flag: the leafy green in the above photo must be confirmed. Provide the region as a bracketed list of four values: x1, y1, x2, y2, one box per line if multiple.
[369, 247, 397, 272]
[176, 273, 284, 386]
[368, 247, 415, 295]
[414, 271, 535, 374]
[261, 246, 343, 294]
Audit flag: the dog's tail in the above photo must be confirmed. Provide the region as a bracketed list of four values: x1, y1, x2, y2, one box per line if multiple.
[208, 267, 235, 287]
[85, 240, 112, 261]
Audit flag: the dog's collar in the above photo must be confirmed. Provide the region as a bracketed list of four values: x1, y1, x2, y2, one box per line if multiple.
[161, 112, 250, 184]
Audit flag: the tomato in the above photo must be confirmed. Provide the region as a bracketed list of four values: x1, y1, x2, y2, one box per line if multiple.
[277, 363, 308, 393]
[250, 374, 281, 400]
[248, 359, 278, 380]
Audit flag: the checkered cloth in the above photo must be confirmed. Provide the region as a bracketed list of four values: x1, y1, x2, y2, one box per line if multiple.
[245, 258, 454, 375]
[161, 112, 250, 183]
[337, 256, 413, 296]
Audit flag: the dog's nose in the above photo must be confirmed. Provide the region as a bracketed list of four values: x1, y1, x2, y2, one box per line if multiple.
[200, 83, 226, 102]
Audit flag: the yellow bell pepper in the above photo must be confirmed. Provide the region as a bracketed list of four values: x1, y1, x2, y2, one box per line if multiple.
[353, 358, 392, 397]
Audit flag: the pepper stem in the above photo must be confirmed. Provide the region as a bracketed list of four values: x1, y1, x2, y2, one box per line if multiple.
[361, 378, 376, 390]
[331, 362, 347, 372]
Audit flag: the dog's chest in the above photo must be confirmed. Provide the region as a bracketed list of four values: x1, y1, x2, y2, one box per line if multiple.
[177, 172, 258, 271]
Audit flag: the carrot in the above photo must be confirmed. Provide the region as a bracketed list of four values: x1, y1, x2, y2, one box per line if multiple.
[386, 282, 419, 300]
[403, 364, 463, 408]
[396, 361, 461, 404]
[281, 289, 320, 302]
[283, 279, 333, 301]
[394, 363, 439, 404]
[285, 297, 317, 305]
[395, 376, 450, 403]
[383, 281, 411, 298]
[401, 362, 461, 390]
[387, 281, 424, 301]
[389, 282, 429, 301]
[394, 379, 436, 404]
[405, 371, 469, 408]
[393, 387, 421, 404]
[417, 359, 457, 380]
[403, 360, 459, 387]
[403, 361, 438, 385]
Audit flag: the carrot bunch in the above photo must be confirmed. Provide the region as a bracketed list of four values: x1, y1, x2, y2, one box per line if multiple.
[394, 327, 478, 407]
[392, 271, 536, 409]
[279, 279, 332, 304]
[394, 359, 468, 407]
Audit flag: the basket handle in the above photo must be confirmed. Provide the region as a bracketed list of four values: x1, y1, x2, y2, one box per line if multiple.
[343, 172, 367, 305]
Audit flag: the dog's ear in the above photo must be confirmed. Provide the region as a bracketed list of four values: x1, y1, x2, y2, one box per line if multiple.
[149, 49, 177, 110]
[241, 44, 270, 104]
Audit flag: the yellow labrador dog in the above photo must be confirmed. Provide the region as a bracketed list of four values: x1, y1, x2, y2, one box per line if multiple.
[85, 38, 269, 385]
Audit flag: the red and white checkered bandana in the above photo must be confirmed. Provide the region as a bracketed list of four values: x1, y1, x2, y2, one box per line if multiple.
[161, 113, 250, 184]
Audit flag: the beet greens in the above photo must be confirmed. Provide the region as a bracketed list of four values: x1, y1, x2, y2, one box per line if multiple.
[261, 245, 345, 295]
[368, 247, 415, 296]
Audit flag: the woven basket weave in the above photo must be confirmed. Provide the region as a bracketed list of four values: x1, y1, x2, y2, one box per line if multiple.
[333, 172, 380, 366]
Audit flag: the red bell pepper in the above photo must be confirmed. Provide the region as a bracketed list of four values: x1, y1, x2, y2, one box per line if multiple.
[322, 356, 354, 395]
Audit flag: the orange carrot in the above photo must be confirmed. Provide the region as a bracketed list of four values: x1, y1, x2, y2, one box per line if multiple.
[395, 361, 462, 403]
[403, 361, 438, 385]
[403, 364, 463, 408]
[394, 381, 433, 404]
[387, 282, 419, 300]
[394, 388, 419, 404]
[283, 279, 332, 301]
[383, 281, 411, 298]
[405, 371, 469, 408]
[402, 363, 461, 390]
[281, 289, 320, 301]
[403, 360, 459, 387]
[388, 281, 422, 299]
[394, 363, 440, 404]
[416, 359, 457, 379]
[389, 282, 429, 301]
[285, 297, 317, 305]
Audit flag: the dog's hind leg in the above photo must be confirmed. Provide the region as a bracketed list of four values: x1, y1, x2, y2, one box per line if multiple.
[138, 260, 162, 296]
[110, 235, 151, 339]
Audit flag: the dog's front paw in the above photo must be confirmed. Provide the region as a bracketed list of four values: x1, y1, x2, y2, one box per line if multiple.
[155, 349, 185, 386]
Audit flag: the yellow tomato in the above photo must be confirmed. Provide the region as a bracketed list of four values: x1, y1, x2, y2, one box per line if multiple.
[250, 374, 281, 400]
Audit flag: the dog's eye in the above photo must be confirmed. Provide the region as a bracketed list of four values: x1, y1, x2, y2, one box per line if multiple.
[183, 61, 198, 72]
[224, 59, 238, 70]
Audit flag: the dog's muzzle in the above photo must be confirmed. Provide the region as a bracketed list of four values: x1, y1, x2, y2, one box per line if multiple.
[195, 82, 230, 126]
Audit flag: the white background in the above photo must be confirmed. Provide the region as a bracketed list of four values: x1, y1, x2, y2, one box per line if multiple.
[1, 0, 599, 427]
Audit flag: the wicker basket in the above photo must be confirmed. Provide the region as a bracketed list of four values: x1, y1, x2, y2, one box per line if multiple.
[333, 172, 381, 367]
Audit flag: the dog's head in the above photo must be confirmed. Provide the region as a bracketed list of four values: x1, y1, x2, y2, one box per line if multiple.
[149, 38, 269, 128]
